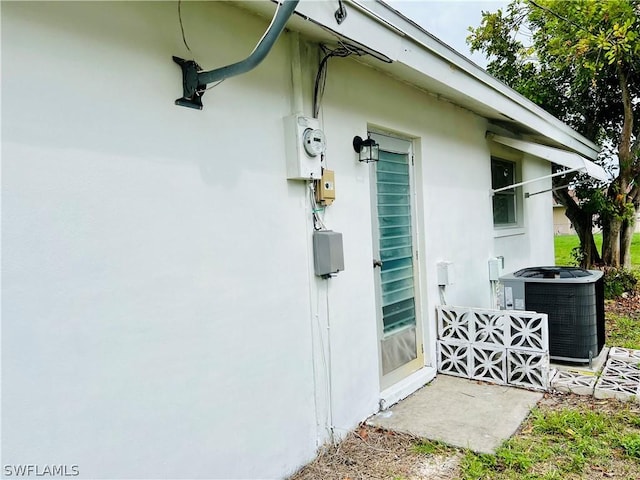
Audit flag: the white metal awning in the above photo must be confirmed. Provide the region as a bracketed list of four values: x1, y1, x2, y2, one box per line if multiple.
[488, 134, 608, 195]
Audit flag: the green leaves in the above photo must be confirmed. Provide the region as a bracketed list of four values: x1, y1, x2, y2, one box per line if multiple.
[468, 0, 639, 131]
[469, 0, 640, 268]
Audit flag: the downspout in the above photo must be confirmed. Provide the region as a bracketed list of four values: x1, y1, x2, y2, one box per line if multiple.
[173, 0, 300, 109]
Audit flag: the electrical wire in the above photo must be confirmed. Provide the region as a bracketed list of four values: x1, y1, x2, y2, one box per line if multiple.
[438, 285, 447, 305]
[325, 280, 336, 442]
[178, 0, 192, 54]
[528, 0, 593, 36]
[308, 181, 327, 230]
[313, 42, 370, 118]
[178, 0, 284, 65]
[249, 0, 284, 57]
[490, 280, 499, 309]
[311, 275, 340, 443]
[204, 79, 225, 91]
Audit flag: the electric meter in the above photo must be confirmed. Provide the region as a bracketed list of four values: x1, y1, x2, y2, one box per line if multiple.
[303, 128, 326, 157]
[284, 115, 324, 180]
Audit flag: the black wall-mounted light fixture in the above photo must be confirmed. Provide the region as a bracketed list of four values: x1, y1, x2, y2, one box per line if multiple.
[353, 135, 379, 163]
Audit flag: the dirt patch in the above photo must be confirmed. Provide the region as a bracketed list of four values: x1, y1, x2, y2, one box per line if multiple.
[289, 394, 640, 480]
[411, 453, 462, 480]
[606, 289, 640, 318]
[289, 426, 462, 480]
[537, 390, 640, 416]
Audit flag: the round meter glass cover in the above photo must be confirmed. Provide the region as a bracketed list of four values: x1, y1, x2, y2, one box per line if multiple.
[303, 128, 326, 157]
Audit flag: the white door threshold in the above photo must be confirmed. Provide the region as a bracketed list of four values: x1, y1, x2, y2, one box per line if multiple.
[379, 366, 437, 410]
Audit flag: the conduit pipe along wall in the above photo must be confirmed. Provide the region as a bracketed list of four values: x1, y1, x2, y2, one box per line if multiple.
[174, 0, 300, 109]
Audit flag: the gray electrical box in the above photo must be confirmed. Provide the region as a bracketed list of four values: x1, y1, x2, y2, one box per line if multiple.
[313, 230, 344, 277]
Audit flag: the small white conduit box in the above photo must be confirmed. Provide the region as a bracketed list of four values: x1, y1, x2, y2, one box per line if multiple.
[313, 230, 344, 277]
[488, 257, 504, 281]
[284, 115, 324, 180]
[437, 261, 454, 286]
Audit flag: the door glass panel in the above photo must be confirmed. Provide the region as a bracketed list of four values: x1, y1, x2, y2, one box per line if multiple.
[376, 150, 417, 339]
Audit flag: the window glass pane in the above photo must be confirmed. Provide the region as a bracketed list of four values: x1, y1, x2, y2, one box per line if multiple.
[493, 193, 516, 224]
[491, 159, 515, 190]
[491, 158, 518, 226]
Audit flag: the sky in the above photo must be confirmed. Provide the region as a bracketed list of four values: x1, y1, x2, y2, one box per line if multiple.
[385, 0, 510, 67]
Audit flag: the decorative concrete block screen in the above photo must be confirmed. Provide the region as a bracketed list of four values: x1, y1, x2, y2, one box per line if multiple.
[594, 356, 640, 401]
[436, 306, 550, 390]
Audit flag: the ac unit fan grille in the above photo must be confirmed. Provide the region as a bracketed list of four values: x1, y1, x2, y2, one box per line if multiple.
[524, 281, 603, 362]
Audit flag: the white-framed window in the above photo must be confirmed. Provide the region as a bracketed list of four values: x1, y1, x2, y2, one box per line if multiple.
[491, 157, 519, 227]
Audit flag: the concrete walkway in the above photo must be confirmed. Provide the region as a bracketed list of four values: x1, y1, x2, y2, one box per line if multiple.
[367, 374, 542, 454]
[367, 347, 640, 455]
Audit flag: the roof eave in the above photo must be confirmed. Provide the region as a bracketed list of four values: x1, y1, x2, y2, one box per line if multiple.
[233, 0, 600, 160]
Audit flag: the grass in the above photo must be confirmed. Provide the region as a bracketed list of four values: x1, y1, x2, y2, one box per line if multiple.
[607, 314, 640, 349]
[554, 232, 640, 267]
[410, 400, 640, 480]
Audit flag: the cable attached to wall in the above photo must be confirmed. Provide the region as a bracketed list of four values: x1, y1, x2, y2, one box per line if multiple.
[490, 280, 499, 309]
[334, 0, 348, 24]
[307, 181, 336, 443]
[313, 42, 370, 118]
[177, 0, 193, 55]
[438, 285, 448, 305]
[308, 181, 327, 230]
[177, 1, 227, 98]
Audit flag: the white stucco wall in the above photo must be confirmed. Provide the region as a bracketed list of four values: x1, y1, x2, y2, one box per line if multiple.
[2, 3, 318, 479]
[2, 2, 556, 479]
[492, 152, 555, 273]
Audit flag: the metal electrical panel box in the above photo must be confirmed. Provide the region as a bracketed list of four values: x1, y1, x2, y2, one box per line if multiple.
[313, 230, 344, 277]
[284, 115, 324, 180]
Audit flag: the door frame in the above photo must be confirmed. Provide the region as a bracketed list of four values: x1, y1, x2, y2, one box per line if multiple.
[369, 131, 425, 390]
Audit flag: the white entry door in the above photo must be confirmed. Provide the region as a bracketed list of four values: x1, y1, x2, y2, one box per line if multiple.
[370, 133, 423, 389]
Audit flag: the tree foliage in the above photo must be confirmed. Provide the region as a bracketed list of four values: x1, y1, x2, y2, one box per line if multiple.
[468, 0, 640, 267]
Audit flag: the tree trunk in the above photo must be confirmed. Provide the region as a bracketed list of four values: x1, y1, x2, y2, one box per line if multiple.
[575, 221, 600, 268]
[553, 183, 600, 267]
[620, 214, 635, 268]
[602, 216, 622, 267]
[611, 65, 634, 269]
[601, 218, 611, 263]
[621, 182, 640, 268]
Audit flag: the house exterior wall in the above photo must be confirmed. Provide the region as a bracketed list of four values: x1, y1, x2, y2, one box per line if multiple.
[554, 205, 575, 235]
[554, 206, 640, 235]
[500, 154, 555, 271]
[2, 2, 555, 479]
[2, 3, 318, 479]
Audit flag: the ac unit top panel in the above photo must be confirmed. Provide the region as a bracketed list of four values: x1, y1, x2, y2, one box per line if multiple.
[500, 266, 603, 284]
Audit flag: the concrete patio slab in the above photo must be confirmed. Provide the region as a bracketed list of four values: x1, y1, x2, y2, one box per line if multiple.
[367, 374, 543, 454]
